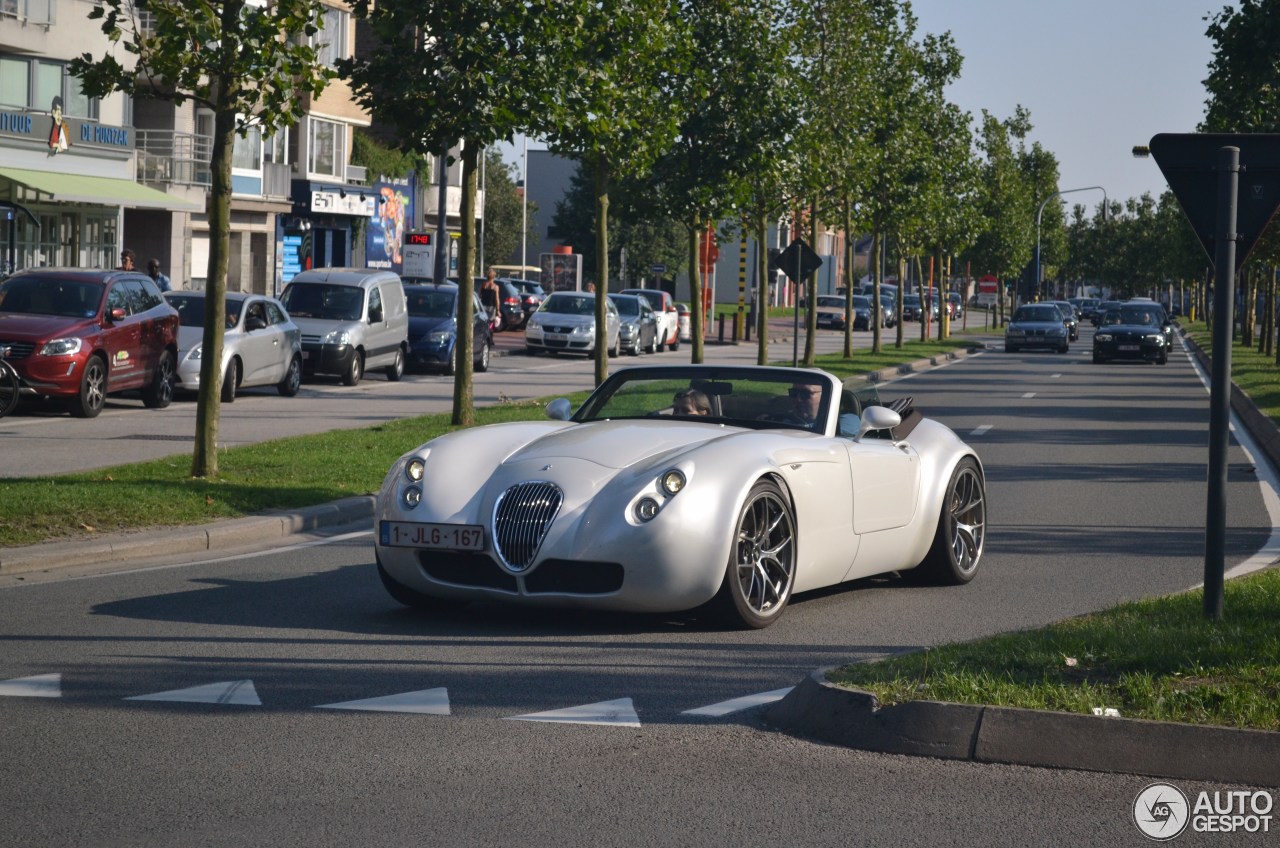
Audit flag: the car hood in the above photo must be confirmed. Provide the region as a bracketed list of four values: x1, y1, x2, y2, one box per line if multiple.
[1097, 323, 1163, 334]
[0, 312, 97, 341]
[409, 315, 454, 336]
[506, 419, 729, 470]
[534, 314, 594, 328]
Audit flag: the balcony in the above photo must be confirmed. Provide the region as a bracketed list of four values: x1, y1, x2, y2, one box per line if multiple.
[136, 129, 213, 188]
[345, 164, 367, 185]
[0, 0, 55, 25]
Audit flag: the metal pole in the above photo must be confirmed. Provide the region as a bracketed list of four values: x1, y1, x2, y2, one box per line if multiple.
[520, 135, 528, 279]
[434, 148, 449, 283]
[1205, 145, 1239, 621]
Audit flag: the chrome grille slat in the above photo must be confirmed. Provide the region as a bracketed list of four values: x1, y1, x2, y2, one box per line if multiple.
[494, 481, 563, 572]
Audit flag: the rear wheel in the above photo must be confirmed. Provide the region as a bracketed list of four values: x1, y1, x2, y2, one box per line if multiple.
[277, 356, 302, 397]
[385, 347, 405, 381]
[220, 358, 238, 403]
[142, 350, 174, 409]
[342, 351, 363, 386]
[915, 458, 986, 585]
[713, 479, 796, 629]
[71, 355, 107, 418]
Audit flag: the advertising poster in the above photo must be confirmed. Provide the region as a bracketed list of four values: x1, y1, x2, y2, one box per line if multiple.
[366, 175, 415, 274]
[540, 252, 583, 292]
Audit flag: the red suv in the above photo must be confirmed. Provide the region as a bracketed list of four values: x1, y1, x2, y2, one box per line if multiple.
[0, 269, 179, 417]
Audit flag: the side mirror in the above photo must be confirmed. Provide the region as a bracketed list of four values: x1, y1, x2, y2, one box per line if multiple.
[855, 405, 902, 441]
[246, 316, 267, 332]
[108, 307, 127, 322]
[546, 398, 573, 421]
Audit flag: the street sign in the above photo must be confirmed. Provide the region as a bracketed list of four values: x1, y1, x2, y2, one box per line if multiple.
[1149, 133, 1280, 271]
[769, 239, 823, 284]
[651, 264, 666, 274]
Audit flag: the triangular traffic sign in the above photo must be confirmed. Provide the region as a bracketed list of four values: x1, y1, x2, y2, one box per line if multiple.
[125, 679, 261, 706]
[314, 687, 451, 715]
[1149, 133, 1280, 271]
[506, 697, 641, 727]
[0, 673, 61, 698]
[769, 239, 824, 285]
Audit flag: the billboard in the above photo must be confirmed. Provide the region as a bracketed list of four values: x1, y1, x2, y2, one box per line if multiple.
[540, 252, 583, 292]
[366, 175, 415, 274]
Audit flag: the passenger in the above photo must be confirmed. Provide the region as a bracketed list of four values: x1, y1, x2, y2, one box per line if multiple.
[672, 388, 711, 416]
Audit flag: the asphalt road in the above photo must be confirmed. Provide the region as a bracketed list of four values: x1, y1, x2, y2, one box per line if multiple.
[0, 325, 1274, 846]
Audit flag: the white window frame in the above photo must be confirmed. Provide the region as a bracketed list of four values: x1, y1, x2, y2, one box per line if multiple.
[307, 117, 345, 179]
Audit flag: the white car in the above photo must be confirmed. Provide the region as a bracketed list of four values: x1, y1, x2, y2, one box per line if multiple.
[619, 288, 679, 351]
[374, 364, 987, 629]
[524, 291, 620, 356]
[166, 292, 302, 402]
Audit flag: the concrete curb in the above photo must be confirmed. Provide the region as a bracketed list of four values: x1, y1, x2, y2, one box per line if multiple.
[0, 496, 374, 576]
[1182, 332, 1280, 476]
[767, 670, 1280, 787]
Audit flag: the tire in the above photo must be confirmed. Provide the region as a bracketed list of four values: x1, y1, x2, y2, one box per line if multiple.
[71, 355, 107, 418]
[385, 347, 405, 382]
[669, 339, 680, 352]
[713, 479, 796, 629]
[0, 363, 20, 418]
[1057, 344, 1069, 354]
[277, 355, 302, 397]
[608, 334, 619, 358]
[1158, 349, 1168, 365]
[220, 358, 238, 404]
[342, 350, 363, 386]
[377, 559, 466, 612]
[475, 341, 490, 373]
[142, 350, 175, 409]
[915, 457, 986, 585]
[645, 332, 657, 355]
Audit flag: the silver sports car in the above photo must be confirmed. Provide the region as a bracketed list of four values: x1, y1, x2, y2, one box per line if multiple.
[375, 365, 987, 628]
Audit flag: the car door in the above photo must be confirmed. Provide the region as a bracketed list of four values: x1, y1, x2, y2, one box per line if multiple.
[843, 430, 921, 536]
[471, 291, 489, 358]
[238, 298, 286, 386]
[103, 281, 144, 390]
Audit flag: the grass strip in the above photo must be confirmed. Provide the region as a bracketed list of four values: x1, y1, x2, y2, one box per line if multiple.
[1182, 319, 1280, 424]
[827, 568, 1280, 731]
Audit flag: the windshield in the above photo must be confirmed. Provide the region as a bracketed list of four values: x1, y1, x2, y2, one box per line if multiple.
[1114, 307, 1160, 326]
[609, 296, 641, 317]
[166, 293, 244, 329]
[1013, 306, 1062, 323]
[541, 292, 596, 315]
[0, 277, 104, 318]
[406, 289, 456, 319]
[852, 296, 872, 309]
[280, 283, 364, 321]
[817, 296, 844, 308]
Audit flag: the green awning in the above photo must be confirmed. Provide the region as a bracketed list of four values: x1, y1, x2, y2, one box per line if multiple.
[0, 166, 201, 211]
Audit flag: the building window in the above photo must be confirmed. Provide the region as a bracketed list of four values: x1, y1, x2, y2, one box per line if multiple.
[0, 54, 98, 118]
[232, 124, 263, 171]
[308, 118, 344, 178]
[0, 56, 28, 109]
[312, 6, 349, 69]
[264, 128, 288, 165]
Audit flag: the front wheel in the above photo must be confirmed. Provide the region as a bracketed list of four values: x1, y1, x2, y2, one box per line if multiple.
[142, 350, 175, 409]
[385, 347, 405, 382]
[713, 479, 796, 629]
[342, 351, 363, 386]
[915, 457, 986, 585]
[71, 355, 107, 418]
[475, 341, 490, 373]
[0, 363, 20, 418]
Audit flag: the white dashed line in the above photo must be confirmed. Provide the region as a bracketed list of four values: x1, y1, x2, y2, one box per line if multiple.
[1021, 392, 1036, 399]
[970, 425, 993, 436]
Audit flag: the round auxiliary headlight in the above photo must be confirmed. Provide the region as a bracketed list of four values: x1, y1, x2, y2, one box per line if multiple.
[403, 486, 422, 509]
[405, 458, 425, 482]
[660, 469, 686, 496]
[635, 497, 660, 522]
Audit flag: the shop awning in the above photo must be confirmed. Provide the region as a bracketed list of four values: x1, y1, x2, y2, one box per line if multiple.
[0, 166, 202, 211]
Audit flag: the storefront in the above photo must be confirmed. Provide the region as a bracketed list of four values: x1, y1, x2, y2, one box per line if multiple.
[282, 180, 375, 285]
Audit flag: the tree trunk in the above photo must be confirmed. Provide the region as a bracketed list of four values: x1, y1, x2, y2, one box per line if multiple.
[452, 141, 479, 426]
[756, 215, 768, 366]
[870, 228, 882, 355]
[190, 106, 235, 478]
[895, 254, 905, 349]
[593, 156, 610, 386]
[842, 197, 853, 360]
[917, 255, 927, 343]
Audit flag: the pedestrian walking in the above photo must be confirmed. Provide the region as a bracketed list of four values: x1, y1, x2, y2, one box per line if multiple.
[146, 258, 172, 292]
[117, 249, 136, 271]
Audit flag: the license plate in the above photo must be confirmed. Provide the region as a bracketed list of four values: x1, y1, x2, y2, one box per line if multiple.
[545, 332, 566, 342]
[1118, 345, 1139, 351]
[380, 521, 484, 550]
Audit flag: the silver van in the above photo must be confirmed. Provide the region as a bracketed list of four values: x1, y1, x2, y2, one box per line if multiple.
[280, 268, 409, 386]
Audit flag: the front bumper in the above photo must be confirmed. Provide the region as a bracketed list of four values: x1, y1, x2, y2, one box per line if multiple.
[300, 342, 356, 376]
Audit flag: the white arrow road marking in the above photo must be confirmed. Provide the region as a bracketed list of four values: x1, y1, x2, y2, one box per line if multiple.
[1021, 392, 1036, 399]
[681, 687, 794, 717]
[314, 688, 451, 715]
[506, 697, 640, 727]
[1051, 373, 1062, 378]
[125, 680, 261, 706]
[970, 425, 993, 436]
[0, 673, 61, 698]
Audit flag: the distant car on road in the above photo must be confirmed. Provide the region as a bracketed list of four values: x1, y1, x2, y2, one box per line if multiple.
[525, 291, 620, 356]
[608, 293, 660, 355]
[675, 302, 692, 342]
[0, 268, 179, 417]
[404, 283, 491, 374]
[1093, 304, 1169, 365]
[618, 288, 679, 351]
[1005, 303, 1070, 353]
[166, 291, 302, 402]
[1051, 301, 1080, 341]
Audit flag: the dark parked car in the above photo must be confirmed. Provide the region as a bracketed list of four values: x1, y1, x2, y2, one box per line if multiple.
[0, 268, 179, 417]
[404, 283, 492, 374]
[1005, 303, 1070, 353]
[508, 279, 545, 326]
[1052, 301, 1079, 341]
[1093, 304, 1169, 365]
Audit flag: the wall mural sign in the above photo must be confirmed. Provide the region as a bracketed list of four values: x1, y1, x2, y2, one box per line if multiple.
[365, 175, 415, 274]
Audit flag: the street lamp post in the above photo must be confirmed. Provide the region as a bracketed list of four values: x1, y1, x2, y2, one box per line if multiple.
[520, 135, 528, 280]
[1036, 186, 1107, 301]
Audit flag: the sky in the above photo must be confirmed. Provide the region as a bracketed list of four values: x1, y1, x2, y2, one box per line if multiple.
[505, 0, 1227, 212]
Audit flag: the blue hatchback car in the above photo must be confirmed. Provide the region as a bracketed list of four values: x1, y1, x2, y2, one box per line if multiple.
[404, 283, 492, 374]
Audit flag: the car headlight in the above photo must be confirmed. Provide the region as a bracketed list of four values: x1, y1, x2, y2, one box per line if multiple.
[572, 324, 594, 335]
[428, 330, 450, 344]
[660, 469, 686, 495]
[1146, 334, 1164, 344]
[635, 497, 660, 522]
[402, 485, 422, 509]
[323, 330, 351, 346]
[1095, 333, 1113, 342]
[405, 457, 425, 482]
[39, 337, 83, 356]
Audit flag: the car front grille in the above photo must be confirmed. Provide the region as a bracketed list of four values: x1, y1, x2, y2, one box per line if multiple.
[493, 481, 563, 571]
[525, 559, 624, 595]
[0, 340, 35, 360]
[301, 334, 323, 345]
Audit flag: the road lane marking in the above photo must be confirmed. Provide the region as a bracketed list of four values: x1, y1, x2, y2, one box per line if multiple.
[1051, 373, 1062, 378]
[681, 687, 793, 717]
[970, 425, 994, 436]
[1021, 392, 1036, 399]
[126, 679, 261, 706]
[0, 673, 61, 698]
[315, 687, 451, 715]
[507, 697, 640, 727]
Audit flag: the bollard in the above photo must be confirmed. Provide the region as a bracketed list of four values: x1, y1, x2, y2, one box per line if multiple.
[718, 313, 726, 343]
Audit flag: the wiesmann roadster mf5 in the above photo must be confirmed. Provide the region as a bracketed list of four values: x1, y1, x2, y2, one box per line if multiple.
[374, 365, 987, 628]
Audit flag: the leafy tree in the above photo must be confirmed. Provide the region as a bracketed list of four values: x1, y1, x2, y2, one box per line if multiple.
[342, 0, 566, 423]
[536, 0, 691, 385]
[481, 148, 537, 272]
[71, 0, 334, 478]
[1202, 0, 1280, 133]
